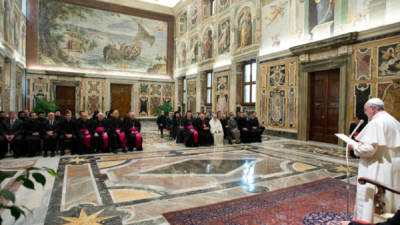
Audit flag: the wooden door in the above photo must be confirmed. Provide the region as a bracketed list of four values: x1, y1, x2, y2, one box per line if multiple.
[56, 86, 75, 115]
[309, 69, 340, 144]
[111, 84, 131, 117]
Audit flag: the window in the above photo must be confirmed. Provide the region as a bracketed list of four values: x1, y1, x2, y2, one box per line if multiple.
[210, 0, 216, 16]
[206, 72, 212, 105]
[243, 61, 257, 104]
[183, 78, 187, 106]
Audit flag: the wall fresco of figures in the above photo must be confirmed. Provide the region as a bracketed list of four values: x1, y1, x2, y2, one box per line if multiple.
[259, 57, 298, 130]
[185, 78, 196, 112]
[175, 0, 400, 71]
[138, 82, 174, 117]
[175, 0, 259, 70]
[350, 37, 400, 124]
[37, 0, 168, 75]
[1, 0, 26, 57]
[81, 79, 107, 114]
[214, 71, 230, 115]
[26, 76, 51, 111]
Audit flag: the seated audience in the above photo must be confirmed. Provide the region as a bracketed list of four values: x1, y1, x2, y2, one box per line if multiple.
[0, 111, 6, 123]
[174, 112, 184, 143]
[92, 113, 108, 153]
[107, 110, 126, 153]
[1, 112, 24, 158]
[24, 112, 42, 157]
[210, 112, 224, 146]
[227, 113, 240, 144]
[238, 112, 251, 143]
[166, 111, 174, 140]
[124, 112, 142, 151]
[59, 110, 78, 155]
[157, 110, 167, 138]
[55, 110, 63, 122]
[219, 113, 230, 144]
[248, 112, 262, 142]
[183, 111, 199, 147]
[77, 112, 94, 154]
[196, 113, 213, 146]
[42, 112, 59, 157]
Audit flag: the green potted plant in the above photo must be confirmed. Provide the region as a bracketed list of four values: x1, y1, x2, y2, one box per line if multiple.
[157, 102, 173, 116]
[0, 167, 58, 224]
[33, 99, 59, 114]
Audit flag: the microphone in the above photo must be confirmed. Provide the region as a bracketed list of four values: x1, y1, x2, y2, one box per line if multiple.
[350, 119, 364, 139]
[345, 118, 364, 220]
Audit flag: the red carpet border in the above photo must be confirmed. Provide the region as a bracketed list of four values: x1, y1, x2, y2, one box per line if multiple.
[163, 178, 356, 225]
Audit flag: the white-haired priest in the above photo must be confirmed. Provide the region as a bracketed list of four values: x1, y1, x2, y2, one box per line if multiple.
[349, 98, 400, 222]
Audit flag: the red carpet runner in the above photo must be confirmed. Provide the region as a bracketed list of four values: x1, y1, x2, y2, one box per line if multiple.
[163, 178, 356, 225]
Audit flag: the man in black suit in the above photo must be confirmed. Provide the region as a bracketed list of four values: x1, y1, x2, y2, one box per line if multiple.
[24, 112, 43, 157]
[1, 111, 24, 158]
[55, 110, 63, 122]
[59, 110, 78, 155]
[18, 111, 28, 122]
[157, 110, 167, 138]
[107, 110, 126, 153]
[0, 111, 6, 123]
[124, 112, 142, 151]
[42, 112, 59, 157]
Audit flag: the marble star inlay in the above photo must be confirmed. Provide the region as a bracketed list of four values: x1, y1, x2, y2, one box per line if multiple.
[67, 158, 87, 164]
[59, 209, 114, 225]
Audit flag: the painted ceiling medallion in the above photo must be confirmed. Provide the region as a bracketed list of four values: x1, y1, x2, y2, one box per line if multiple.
[59, 209, 115, 225]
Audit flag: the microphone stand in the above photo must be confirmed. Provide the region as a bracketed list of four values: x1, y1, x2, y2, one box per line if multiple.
[345, 120, 364, 220]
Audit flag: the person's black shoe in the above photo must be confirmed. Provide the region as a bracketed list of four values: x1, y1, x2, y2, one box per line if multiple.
[122, 149, 127, 153]
[43, 152, 48, 157]
[136, 148, 143, 151]
[13, 154, 19, 158]
[50, 152, 55, 157]
[113, 149, 118, 154]
[60, 150, 65, 156]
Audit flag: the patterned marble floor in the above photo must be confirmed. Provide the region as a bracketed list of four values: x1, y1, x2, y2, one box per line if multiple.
[0, 135, 359, 225]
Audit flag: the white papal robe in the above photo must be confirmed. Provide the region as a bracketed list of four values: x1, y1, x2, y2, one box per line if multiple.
[210, 119, 224, 146]
[353, 111, 400, 222]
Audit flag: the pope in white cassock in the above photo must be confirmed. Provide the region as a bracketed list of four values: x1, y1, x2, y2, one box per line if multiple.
[210, 113, 224, 146]
[350, 98, 400, 222]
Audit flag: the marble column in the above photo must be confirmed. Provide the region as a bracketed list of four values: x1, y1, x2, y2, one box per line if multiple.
[196, 73, 201, 112]
[105, 79, 111, 111]
[230, 63, 237, 114]
[9, 60, 16, 111]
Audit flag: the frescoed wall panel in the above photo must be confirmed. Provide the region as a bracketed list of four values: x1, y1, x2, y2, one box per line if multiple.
[27, 0, 174, 76]
[218, 18, 231, 55]
[26, 76, 51, 111]
[185, 78, 196, 112]
[354, 48, 372, 80]
[214, 71, 230, 115]
[81, 78, 107, 114]
[350, 37, 400, 127]
[259, 57, 298, 130]
[138, 81, 174, 117]
[269, 90, 285, 126]
[261, 0, 290, 51]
